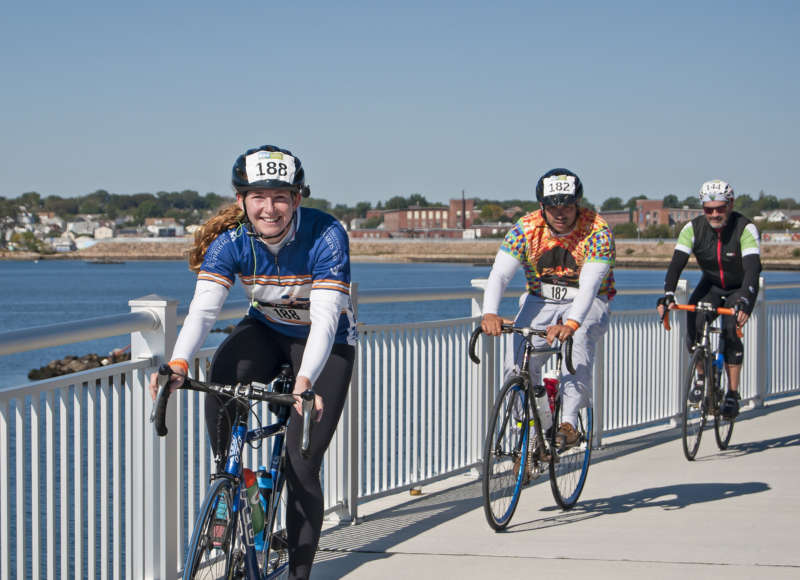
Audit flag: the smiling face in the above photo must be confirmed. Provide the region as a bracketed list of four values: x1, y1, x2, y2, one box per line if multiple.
[702, 200, 733, 229]
[238, 189, 300, 241]
[543, 203, 579, 234]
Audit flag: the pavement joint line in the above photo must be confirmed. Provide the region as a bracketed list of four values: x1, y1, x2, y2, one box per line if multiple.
[317, 547, 800, 569]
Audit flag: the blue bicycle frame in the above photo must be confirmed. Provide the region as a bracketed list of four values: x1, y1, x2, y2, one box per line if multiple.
[220, 418, 289, 580]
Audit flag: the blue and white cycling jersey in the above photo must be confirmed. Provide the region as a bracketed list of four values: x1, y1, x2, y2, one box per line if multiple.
[199, 207, 357, 345]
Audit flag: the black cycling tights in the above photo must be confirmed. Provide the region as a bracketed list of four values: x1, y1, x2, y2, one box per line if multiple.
[206, 317, 354, 580]
[687, 282, 746, 365]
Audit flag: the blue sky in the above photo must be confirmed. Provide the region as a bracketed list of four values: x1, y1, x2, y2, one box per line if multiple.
[1, 0, 798, 206]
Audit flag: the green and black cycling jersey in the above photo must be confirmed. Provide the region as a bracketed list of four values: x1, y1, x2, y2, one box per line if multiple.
[664, 211, 762, 314]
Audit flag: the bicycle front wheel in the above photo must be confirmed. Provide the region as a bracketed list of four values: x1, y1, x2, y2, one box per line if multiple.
[682, 349, 708, 461]
[183, 477, 241, 580]
[482, 377, 529, 531]
[713, 368, 735, 450]
[549, 403, 592, 510]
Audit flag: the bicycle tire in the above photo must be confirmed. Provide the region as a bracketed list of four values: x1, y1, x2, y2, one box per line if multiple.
[183, 477, 240, 580]
[713, 366, 735, 450]
[482, 377, 529, 531]
[682, 349, 708, 461]
[549, 401, 592, 509]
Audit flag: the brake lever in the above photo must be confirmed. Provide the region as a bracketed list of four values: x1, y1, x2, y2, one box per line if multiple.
[300, 390, 315, 459]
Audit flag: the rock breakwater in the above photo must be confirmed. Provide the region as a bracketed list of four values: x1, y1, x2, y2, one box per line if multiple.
[28, 347, 131, 380]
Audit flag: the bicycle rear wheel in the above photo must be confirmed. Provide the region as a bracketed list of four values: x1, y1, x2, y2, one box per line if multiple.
[482, 377, 529, 531]
[682, 349, 708, 461]
[183, 477, 241, 580]
[549, 402, 592, 509]
[713, 367, 735, 450]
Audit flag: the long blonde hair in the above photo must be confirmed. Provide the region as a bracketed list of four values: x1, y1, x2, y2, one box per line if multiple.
[188, 203, 244, 273]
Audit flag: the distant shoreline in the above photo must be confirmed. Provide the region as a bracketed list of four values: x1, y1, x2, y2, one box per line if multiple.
[2, 238, 799, 270]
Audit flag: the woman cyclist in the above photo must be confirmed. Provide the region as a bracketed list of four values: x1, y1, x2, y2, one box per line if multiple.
[149, 144, 357, 579]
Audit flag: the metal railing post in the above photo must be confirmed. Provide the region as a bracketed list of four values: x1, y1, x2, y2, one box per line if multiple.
[346, 283, 360, 523]
[470, 280, 491, 470]
[593, 334, 606, 448]
[754, 277, 768, 406]
[0, 396, 9, 579]
[129, 295, 178, 579]
[669, 279, 691, 427]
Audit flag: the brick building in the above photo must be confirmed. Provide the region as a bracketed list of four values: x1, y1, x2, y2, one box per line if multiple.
[366, 198, 477, 233]
[598, 210, 631, 228]
[634, 200, 703, 231]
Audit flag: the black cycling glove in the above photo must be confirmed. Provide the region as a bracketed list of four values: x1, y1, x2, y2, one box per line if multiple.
[657, 294, 676, 309]
[733, 296, 751, 316]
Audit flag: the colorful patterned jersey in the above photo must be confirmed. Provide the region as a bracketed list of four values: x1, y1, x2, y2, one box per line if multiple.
[500, 208, 616, 299]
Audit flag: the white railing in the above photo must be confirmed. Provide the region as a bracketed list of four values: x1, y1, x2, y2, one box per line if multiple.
[1, 280, 799, 579]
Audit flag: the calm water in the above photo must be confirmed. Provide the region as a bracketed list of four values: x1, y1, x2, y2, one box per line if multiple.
[3, 259, 800, 578]
[2, 259, 799, 388]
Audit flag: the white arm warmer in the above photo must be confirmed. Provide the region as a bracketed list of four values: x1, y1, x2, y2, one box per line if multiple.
[171, 280, 230, 363]
[482, 250, 521, 315]
[297, 288, 348, 386]
[565, 261, 610, 325]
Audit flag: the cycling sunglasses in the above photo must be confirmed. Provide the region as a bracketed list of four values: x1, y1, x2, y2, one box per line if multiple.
[703, 204, 728, 215]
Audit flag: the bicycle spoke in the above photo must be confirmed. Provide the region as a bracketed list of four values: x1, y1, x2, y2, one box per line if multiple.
[184, 479, 241, 579]
[549, 405, 592, 509]
[713, 371, 735, 449]
[482, 379, 529, 530]
[682, 349, 707, 461]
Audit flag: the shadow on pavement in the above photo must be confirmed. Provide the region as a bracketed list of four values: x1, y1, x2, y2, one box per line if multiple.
[507, 480, 770, 533]
[312, 396, 798, 576]
[694, 431, 800, 462]
[315, 477, 483, 576]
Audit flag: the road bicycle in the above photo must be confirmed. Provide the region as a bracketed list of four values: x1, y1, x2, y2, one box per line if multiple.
[662, 302, 740, 461]
[469, 324, 593, 531]
[153, 363, 315, 579]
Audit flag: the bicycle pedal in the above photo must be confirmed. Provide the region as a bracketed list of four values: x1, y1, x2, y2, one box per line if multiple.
[270, 530, 289, 551]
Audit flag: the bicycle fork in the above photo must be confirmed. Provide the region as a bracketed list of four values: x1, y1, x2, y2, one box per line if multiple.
[237, 484, 262, 580]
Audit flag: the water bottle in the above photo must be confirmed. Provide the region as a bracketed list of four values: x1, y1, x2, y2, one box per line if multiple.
[214, 494, 228, 521]
[242, 468, 265, 535]
[257, 467, 273, 515]
[533, 384, 553, 431]
[543, 370, 559, 414]
[255, 467, 273, 551]
[714, 352, 724, 371]
[211, 494, 229, 547]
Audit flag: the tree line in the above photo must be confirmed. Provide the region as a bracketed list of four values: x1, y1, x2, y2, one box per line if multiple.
[2, 188, 797, 231]
[0, 190, 230, 226]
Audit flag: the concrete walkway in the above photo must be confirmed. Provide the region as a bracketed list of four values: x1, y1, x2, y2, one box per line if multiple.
[314, 396, 800, 579]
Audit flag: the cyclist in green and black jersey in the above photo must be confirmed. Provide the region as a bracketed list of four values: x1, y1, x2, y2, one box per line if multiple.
[657, 180, 762, 418]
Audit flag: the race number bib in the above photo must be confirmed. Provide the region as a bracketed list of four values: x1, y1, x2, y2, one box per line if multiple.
[256, 302, 310, 325]
[244, 151, 297, 186]
[701, 180, 728, 196]
[540, 282, 578, 301]
[542, 175, 577, 197]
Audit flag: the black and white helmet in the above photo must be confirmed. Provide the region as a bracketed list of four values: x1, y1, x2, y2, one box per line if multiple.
[699, 179, 734, 203]
[535, 168, 583, 207]
[231, 145, 310, 197]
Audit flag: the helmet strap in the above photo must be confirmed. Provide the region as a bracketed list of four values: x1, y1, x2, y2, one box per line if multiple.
[244, 208, 297, 244]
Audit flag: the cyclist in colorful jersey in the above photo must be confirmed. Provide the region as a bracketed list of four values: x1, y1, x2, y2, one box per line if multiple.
[148, 144, 356, 580]
[481, 168, 615, 448]
[657, 179, 761, 419]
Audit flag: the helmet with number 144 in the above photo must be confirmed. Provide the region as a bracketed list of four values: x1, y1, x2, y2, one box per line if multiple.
[698, 179, 734, 203]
